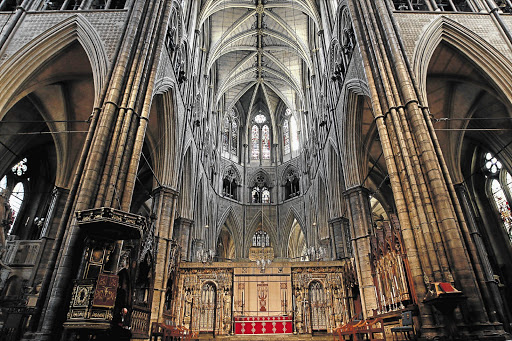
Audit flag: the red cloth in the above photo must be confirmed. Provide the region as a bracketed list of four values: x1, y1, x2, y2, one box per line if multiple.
[234, 316, 292, 334]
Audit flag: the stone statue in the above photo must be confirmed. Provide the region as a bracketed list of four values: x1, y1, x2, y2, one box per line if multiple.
[184, 289, 193, 318]
[295, 288, 304, 333]
[223, 290, 232, 333]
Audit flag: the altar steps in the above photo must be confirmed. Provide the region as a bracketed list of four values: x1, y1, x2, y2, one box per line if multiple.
[197, 334, 335, 341]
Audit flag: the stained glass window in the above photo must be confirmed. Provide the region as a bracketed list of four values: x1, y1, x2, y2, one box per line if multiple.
[255, 114, 266, 124]
[491, 179, 512, 241]
[231, 121, 238, 155]
[252, 187, 260, 203]
[0, 176, 6, 190]
[262, 188, 270, 203]
[12, 158, 27, 176]
[262, 125, 270, 160]
[251, 125, 260, 160]
[283, 119, 290, 155]
[290, 116, 299, 151]
[485, 152, 502, 174]
[222, 116, 229, 153]
[8, 182, 24, 234]
[507, 172, 512, 194]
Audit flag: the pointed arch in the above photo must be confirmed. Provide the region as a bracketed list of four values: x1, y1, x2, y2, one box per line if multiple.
[413, 16, 512, 106]
[282, 206, 306, 258]
[0, 14, 108, 114]
[339, 80, 372, 188]
[216, 206, 243, 258]
[245, 209, 278, 258]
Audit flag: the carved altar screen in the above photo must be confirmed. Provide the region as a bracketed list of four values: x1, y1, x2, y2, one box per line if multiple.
[309, 281, 327, 331]
[199, 282, 217, 332]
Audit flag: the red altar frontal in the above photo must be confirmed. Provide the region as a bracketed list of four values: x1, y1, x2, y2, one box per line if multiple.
[234, 316, 293, 335]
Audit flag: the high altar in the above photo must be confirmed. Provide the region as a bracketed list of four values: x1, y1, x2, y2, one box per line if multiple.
[166, 260, 359, 336]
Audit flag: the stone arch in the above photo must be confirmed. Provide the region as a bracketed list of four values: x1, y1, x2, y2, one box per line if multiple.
[339, 80, 372, 189]
[413, 16, 512, 106]
[0, 14, 108, 114]
[245, 210, 278, 258]
[281, 164, 300, 201]
[282, 207, 306, 259]
[216, 206, 243, 259]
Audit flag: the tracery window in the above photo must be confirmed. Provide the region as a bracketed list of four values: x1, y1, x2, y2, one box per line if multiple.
[222, 168, 239, 200]
[251, 173, 271, 204]
[485, 152, 512, 243]
[252, 230, 270, 247]
[392, 0, 474, 11]
[283, 168, 300, 199]
[250, 112, 272, 162]
[221, 110, 239, 161]
[39, 0, 126, 10]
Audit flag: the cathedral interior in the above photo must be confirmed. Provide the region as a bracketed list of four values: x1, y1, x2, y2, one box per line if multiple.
[1, 0, 512, 340]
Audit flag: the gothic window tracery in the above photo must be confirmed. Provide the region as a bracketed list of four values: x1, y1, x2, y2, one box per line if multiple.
[252, 230, 270, 247]
[251, 173, 271, 204]
[250, 112, 272, 162]
[392, 0, 473, 11]
[484, 152, 512, 243]
[283, 168, 300, 199]
[222, 168, 239, 200]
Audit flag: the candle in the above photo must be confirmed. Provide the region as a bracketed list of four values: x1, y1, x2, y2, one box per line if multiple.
[242, 291, 245, 305]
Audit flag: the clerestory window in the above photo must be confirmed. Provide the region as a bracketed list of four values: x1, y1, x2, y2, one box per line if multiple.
[484, 152, 512, 243]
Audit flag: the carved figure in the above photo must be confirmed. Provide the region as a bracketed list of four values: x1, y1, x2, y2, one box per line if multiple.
[223, 290, 231, 333]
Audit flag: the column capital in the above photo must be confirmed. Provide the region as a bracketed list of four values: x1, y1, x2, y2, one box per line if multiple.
[328, 216, 349, 225]
[152, 185, 179, 197]
[343, 185, 370, 197]
[176, 217, 194, 227]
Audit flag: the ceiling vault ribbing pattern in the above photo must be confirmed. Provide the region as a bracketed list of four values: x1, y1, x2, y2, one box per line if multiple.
[199, 0, 318, 124]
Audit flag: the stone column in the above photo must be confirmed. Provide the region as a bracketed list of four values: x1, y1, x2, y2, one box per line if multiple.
[174, 217, 194, 261]
[329, 217, 351, 259]
[344, 186, 376, 318]
[150, 186, 179, 325]
[454, 183, 504, 323]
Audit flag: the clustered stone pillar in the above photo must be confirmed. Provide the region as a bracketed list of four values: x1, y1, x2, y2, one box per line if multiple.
[348, 0, 506, 338]
[344, 186, 376, 318]
[150, 186, 179, 325]
[174, 217, 194, 261]
[34, 0, 174, 339]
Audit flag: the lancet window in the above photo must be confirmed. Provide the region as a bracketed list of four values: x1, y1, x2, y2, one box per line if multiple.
[485, 152, 512, 243]
[221, 109, 239, 161]
[252, 230, 270, 247]
[250, 112, 272, 162]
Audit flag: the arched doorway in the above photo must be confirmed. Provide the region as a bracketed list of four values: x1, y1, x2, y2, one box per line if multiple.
[199, 282, 217, 333]
[309, 281, 327, 332]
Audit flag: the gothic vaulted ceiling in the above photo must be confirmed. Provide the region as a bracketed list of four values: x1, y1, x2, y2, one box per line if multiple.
[198, 0, 321, 125]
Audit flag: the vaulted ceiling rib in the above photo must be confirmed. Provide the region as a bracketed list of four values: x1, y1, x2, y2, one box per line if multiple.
[201, 0, 317, 127]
